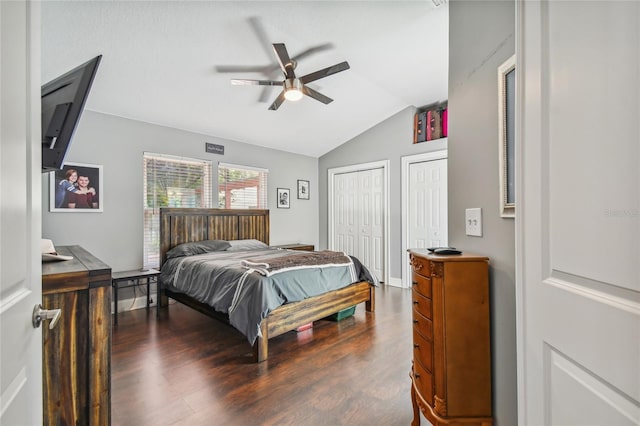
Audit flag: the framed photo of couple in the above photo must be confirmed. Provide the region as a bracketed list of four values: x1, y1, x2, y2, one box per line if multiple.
[49, 162, 103, 212]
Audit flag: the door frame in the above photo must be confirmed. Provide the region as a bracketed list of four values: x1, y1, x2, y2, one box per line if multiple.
[401, 149, 448, 287]
[327, 160, 390, 285]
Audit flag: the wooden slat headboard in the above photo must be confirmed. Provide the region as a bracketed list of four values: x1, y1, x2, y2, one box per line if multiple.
[159, 208, 270, 266]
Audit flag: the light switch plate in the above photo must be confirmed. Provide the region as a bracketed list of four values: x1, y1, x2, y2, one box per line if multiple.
[465, 208, 482, 237]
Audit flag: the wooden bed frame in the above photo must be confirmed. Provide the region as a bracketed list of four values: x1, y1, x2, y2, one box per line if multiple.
[157, 208, 375, 362]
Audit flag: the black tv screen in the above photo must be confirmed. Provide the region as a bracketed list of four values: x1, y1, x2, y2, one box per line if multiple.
[41, 55, 101, 171]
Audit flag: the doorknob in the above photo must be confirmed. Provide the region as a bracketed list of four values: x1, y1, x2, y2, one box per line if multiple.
[32, 304, 61, 329]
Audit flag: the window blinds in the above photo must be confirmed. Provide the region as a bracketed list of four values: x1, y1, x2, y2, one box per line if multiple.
[143, 153, 212, 269]
[218, 162, 268, 209]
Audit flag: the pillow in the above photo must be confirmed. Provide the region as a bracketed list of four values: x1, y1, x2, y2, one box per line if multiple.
[225, 239, 269, 251]
[166, 239, 232, 259]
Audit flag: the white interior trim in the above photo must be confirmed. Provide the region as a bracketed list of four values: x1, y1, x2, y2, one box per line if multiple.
[218, 162, 269, 173]
[515, 2, 526, 422]
[327, 160, 390, 285]
[401, 149, 448, 287]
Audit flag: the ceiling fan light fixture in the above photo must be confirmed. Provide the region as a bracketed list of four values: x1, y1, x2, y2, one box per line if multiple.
[284, 78, 304, 101]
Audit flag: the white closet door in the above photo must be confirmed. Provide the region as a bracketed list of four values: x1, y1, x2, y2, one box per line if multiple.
[333, 172, 357, 256]
[404, 158, 448, 288]
[332, 168, 385, 282]
[409, 159, 448, 250]
[358, 168, 384, 281]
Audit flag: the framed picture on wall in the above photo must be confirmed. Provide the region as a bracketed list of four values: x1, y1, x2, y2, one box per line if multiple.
[50, 162, 103, 212]
[498, 54, 515, 218]
[277, 188, 290, 209]
[297, 180, 310, 200]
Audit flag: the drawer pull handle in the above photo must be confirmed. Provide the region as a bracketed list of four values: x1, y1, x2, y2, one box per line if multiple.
[413, 320, 418, 324]
[415, 373, 421, 379]
[413, 301, 419, 305]
[413, 344, 419, 348]
[412, 281, 418, 286]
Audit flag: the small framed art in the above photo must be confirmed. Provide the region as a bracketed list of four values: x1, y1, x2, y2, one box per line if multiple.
[277, 188, 290, 208]
[297, 180, 310, 200]
[50, 162, 103, 212]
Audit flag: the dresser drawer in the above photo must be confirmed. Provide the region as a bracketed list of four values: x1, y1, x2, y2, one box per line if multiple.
[413, 358, 434, 405]
[412, 289, 432, 319]
[410, 254, 431, 277]
[412, 307, 433, 341]
[411, 273, 432, 298]
[412, 327, 433, 373]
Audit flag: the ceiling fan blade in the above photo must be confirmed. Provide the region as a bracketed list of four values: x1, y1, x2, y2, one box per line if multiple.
[300, 61, 350, 85]
[216, 65, 271, 74]
[291, 43, 334, 62]
[258, 87, 275, 103]
[258, 43, 336, 77]
[247, 16, 275, 62]
[303, 86, 333, 104]
[268, 91, 287, 111]
[272, 43, 296, 79]
[231, 79, 283, 86]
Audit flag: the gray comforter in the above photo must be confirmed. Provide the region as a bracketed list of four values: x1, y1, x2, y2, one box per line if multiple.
[159, 248, 374, 345]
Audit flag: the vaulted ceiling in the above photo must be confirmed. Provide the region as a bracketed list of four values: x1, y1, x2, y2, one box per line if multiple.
[42, 1, 449, 157]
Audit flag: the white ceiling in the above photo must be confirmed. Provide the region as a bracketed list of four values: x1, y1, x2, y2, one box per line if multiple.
[41, 1, 449, 158]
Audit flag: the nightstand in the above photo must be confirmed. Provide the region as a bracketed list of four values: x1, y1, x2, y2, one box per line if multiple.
[273, 243, 315, 251]
[112, 268, 159, 325]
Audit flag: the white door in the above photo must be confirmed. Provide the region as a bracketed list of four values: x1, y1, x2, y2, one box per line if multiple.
[334, 172, 357, 256]
[0, 1, 43, 424]
[331, 166, 386, 282]
[518, 1, 639, 425]
[407, 159, 447, 278]
[401, 151, 448, 288]
[357, 168, 384, 282]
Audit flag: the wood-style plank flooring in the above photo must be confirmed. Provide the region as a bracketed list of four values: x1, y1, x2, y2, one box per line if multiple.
[111, 285, 414, 426]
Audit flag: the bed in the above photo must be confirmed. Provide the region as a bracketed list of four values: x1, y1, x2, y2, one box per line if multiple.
[157, 208, 376, 362]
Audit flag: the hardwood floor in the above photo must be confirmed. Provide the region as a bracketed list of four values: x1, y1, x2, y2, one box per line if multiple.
[111, 285, 414, 426]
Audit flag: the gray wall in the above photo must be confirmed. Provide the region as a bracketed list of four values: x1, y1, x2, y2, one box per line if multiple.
[449, 1, 516, 425]
[42, 110, 319, 272]
[319, 1, 517, 424]
[318, 107, 447, 281]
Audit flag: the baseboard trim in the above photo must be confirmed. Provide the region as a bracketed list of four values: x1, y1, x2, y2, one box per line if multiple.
[386, 277, 404, 288]
[112, 295, 155, 314]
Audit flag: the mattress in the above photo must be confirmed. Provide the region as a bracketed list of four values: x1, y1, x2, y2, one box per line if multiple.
[159, 246, 376, 345]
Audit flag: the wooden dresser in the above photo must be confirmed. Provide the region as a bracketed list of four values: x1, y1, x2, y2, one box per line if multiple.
[42, 245, 112, 426]
[408, 250, 492, 426]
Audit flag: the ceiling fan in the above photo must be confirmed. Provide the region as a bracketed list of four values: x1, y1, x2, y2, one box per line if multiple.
[230, 43, 350, 111]
[216, 17, 335, 104]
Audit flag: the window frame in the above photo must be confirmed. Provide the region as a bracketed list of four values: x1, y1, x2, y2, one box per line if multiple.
[143, 152, 212, 269]
[217, 162, 268, 210]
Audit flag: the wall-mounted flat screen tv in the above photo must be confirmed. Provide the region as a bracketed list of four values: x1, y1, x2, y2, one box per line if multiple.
[41, 55, 101, 171]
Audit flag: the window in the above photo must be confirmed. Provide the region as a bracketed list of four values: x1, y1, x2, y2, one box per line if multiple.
[143, 153, 212, 269]
[218, 162, 268, 209]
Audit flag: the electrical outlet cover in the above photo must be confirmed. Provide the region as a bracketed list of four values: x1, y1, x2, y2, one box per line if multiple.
[465, 208, 482, 237]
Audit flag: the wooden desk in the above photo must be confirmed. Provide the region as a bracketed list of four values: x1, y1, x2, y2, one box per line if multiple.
[42, 245, 111, 426]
